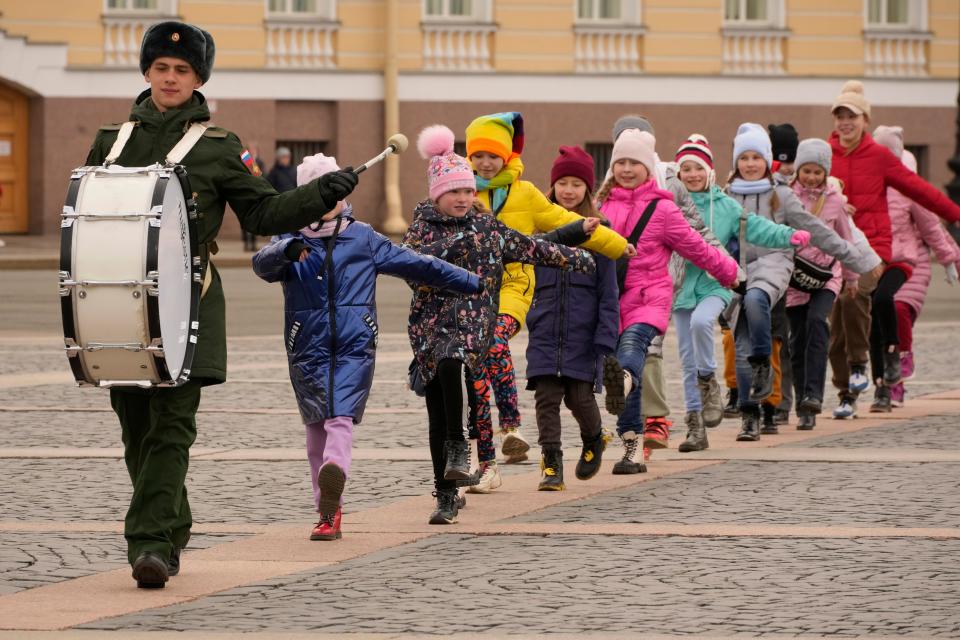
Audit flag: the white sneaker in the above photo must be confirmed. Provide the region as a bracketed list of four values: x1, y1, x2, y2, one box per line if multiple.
[501, 428, 530, 458]
[848, 367, 870, 394]
[466, 461, 502, 494]
[832, 399, 858, 419]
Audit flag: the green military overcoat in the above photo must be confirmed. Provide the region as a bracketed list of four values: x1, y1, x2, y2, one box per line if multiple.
[86, 89, 335, 383]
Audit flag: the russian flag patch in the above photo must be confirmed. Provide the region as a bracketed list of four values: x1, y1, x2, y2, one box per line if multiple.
[240, 149, 261, 175]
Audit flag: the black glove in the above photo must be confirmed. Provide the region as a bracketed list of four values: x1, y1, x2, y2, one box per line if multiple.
[474, 277, 485, 295]
[316, 167, 358, 209]
[284, 240, 310, 261]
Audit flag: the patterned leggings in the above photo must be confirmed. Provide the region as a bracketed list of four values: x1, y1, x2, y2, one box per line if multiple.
[467, 314, 521, 464]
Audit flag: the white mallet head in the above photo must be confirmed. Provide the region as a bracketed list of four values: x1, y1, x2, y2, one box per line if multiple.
[387, 133, 409, 154]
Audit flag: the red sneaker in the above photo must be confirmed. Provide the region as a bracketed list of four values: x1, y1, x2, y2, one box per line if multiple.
[643, 417, 671, 449]
[310, 507, 342, 541]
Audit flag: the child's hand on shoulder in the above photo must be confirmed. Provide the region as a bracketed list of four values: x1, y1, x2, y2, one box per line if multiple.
[622, 244, 638, 258]
[582, 217, 601, 236]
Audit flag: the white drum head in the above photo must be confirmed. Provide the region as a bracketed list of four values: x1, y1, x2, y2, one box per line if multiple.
[157, 175, 193, 381]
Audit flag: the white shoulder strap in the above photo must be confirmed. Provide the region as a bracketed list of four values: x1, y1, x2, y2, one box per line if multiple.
[166, 122, 209, 165]
[104, 122, 136, 166]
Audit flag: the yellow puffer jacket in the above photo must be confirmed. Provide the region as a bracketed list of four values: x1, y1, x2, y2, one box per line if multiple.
[478, 180, 627, 327]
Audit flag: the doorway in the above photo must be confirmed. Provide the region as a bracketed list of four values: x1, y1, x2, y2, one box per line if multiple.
[0, 81, 29, 233]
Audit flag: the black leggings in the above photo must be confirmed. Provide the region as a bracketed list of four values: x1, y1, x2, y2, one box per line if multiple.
[425, 358, 467, 491]
[870, 268, 909, 384]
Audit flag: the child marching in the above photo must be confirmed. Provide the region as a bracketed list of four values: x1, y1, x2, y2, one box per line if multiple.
[598, 129, 739, 472]
[525, 146, 620, 490]
[403, 126, 596, 524]
[672, 134, 804, 450]
[252, 153, 481, 541]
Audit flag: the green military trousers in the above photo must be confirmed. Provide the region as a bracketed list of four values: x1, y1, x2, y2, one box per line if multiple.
[110, 380, 201, 566]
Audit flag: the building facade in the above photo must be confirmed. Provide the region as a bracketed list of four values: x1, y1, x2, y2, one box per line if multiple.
[0, 0, 957, 235]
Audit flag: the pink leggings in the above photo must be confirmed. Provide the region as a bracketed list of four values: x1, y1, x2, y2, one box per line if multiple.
[305, 416, 353, 511]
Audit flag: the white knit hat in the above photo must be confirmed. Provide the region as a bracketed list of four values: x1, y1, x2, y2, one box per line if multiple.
[611, 129, 657, 176]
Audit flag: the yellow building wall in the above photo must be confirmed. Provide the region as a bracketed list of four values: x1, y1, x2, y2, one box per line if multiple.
[0, 0, 956, 78]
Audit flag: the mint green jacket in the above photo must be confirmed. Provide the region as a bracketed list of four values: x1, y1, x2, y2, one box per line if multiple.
[673, 185, 795, 310]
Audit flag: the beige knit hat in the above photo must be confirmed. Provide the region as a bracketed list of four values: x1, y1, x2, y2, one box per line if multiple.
[831, 80, 871, 118]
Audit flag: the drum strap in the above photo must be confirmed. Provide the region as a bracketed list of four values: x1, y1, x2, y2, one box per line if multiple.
[104, 122, 136, 166]
[103, 121, 209, 167]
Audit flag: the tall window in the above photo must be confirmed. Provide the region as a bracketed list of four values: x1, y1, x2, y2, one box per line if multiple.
[724, 0, 773, 23]
[424, 0, 482, 20]
[268, 0, 334, 17]
[105, 0, 164, 10]
[586, 143, 613, 187]
[578, 0, 621, 21]
[868, 0, 908, 25]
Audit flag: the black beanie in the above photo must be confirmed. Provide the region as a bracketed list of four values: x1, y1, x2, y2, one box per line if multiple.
[140, 21, 215, 84]
[767, 123, 799, 163]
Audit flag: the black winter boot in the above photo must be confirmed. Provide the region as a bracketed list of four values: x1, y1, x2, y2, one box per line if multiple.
[882, 347, 902, 386]
[443, 440, 471, 480]
[575, 432, 606, 480]
[428, 488, 460, 525]
[736, 406, 761, 441]
[870, 385, 892, 413]
[538, 448, 565, 491]
[723, 387, 741, 418]
[760, 403, 779, 435]
[748, 355, 773, 401]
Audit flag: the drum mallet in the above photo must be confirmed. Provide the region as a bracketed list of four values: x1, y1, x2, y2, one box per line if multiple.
[353, 133, 409, 174]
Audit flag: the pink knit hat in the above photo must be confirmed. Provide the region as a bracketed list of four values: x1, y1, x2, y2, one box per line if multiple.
[611, 129, 657, 175]
[297, 153, 340, 186]
[417, 125, 477, 201]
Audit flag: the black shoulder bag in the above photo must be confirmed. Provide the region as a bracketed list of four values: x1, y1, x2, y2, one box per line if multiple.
[615, 199, 659, 295]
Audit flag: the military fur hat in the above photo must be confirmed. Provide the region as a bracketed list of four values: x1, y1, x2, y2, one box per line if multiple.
[140, 21, 215, 83]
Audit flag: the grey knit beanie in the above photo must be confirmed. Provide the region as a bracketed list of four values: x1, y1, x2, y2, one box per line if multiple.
[612, 115, 654, 142]
[794, 138, 832, 174]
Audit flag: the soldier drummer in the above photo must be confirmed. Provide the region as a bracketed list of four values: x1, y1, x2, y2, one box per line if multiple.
[83, 21, 359, 588]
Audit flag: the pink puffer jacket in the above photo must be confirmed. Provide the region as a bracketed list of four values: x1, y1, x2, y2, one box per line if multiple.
[600, 181, 738, 334]
[787, 180, 858, 307]
[891, 151, 960, 316]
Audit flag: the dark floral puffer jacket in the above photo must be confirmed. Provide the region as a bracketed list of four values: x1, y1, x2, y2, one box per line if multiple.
[402, 200, 595, 386]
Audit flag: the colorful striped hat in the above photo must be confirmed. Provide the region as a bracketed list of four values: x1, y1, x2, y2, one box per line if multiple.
[465, 112, 524, 162]
[674, 134, 714, 174]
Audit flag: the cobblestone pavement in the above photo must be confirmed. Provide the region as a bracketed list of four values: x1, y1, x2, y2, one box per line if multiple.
[82, 534, 960, 637]
[2, 272, 960, 638]
[511, 460, 960, 528]
[0, 533, 244, 596]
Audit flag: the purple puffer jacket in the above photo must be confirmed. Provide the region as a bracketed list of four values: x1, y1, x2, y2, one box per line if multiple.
[891, 152, 960, 316]
[600, 181, 738, 334]
[787, 181, 858, 306]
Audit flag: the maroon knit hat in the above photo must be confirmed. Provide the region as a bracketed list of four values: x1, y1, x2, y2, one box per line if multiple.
[550, 145, 595, 191]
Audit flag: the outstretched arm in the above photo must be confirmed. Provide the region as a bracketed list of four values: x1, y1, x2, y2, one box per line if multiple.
[910, 201, 960, 265]
[499, 221, 596, 274]
[665, 171, 727, 253]
[743, 212, 796, 249]
[371, 229, 480, 294]
[781, 190, 880, 274]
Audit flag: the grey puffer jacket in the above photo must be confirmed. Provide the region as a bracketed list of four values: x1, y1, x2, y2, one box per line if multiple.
[725, 183, 880, 326]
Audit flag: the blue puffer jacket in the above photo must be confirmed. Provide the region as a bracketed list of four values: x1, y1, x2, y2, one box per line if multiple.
[253, 215, 480, 424]
[526, 240, 619, 389]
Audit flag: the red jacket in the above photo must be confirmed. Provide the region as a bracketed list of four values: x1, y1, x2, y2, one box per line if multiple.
[829, 131, 960, 263]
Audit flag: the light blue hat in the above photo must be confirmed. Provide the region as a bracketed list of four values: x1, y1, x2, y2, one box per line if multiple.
[733, 122, 773, 169]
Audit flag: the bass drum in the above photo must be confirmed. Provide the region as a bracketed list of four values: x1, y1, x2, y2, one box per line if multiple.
[59, 164, 202, 387]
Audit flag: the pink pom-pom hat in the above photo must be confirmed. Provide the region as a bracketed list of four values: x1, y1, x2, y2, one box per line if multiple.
[297, 153, 340, 187]
[417, 124, 476, 201]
